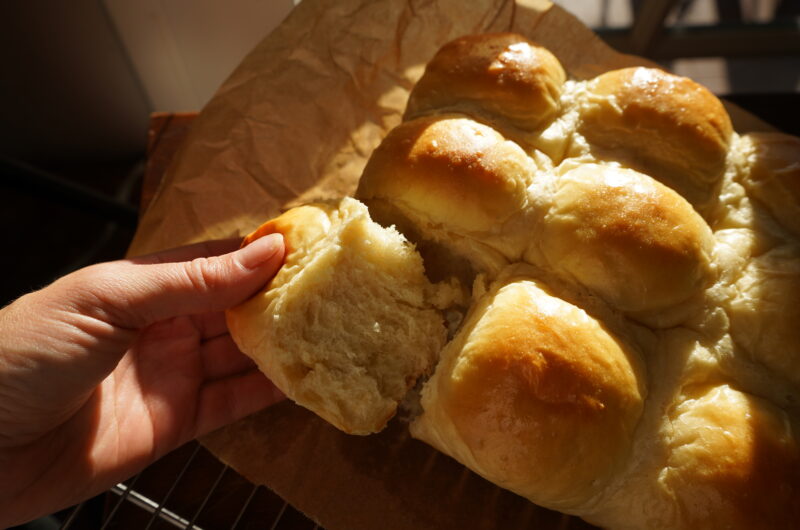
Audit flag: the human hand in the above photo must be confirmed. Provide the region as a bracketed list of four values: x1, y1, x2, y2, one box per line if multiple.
[0, 234, 285, 527]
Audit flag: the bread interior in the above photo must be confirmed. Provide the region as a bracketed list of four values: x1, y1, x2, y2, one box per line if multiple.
[267, 200, 464, 433]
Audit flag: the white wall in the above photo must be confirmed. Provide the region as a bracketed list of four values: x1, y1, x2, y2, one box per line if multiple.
[0, 0, 296, 162]
[103, 0, 297, 112]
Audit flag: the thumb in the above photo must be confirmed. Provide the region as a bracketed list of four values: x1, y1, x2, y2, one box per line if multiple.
[75, 233, 285, 329]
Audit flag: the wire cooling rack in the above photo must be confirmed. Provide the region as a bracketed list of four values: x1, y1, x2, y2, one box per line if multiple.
[61, 441, 319, 530]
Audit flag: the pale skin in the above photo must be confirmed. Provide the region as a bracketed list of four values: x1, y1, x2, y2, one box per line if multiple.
[0, 233, 286, 527]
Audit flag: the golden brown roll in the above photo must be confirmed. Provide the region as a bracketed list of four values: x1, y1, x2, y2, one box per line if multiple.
[533, 163, 715, 326]
[226, 198, 461, 434]
[661, 383, 800, 529]
[356, 114, 539, 273]
[411, 269, 645, 510]
[737, 132, 800, 237]
[405, 32, 566, 132]
[577, 67, 733, 210]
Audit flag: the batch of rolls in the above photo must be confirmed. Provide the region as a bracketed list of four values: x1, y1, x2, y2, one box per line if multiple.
[229, 33, 800, 529]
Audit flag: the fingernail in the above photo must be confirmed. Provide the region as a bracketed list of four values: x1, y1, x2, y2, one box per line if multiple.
[238, 233, 284, 270]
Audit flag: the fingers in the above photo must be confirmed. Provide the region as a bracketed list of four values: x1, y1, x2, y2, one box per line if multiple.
[70, 233, 285, 329]
[191, 312, 229, 340]
[193, 370, 286, 439]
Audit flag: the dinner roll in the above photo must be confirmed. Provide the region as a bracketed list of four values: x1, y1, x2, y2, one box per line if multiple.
[737, 132, 800, 237]
[405, 32, 566, 132]
[356, 114, 538, 273]
[533, 164, 715, 326]
[577, 67, 733, 210]
[661, 383, 800, 529]
[411, 269, 645, 510]
[727, 245, 800, 387]
[226, 198, 461, 434]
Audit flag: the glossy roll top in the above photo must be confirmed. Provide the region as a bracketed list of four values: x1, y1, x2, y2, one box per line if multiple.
[411, 270, 646, 509]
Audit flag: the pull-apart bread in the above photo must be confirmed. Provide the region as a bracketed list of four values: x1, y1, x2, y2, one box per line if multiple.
[226, 33, 800, 529]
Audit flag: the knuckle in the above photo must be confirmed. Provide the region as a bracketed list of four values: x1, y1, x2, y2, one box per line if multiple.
[182, 256, 227, 294]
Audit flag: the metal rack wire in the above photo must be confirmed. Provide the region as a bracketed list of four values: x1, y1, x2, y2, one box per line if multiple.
[61, 442, 320, 530]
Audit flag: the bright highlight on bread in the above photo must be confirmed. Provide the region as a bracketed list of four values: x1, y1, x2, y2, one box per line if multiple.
[411, 268, 646, 510]
[404, 33, 566, 131]
[534, 163, 715, 326]
[577, 67, 733, 211]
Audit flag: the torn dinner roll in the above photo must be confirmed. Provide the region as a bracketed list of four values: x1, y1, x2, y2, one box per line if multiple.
[226, 198, 463, 435]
